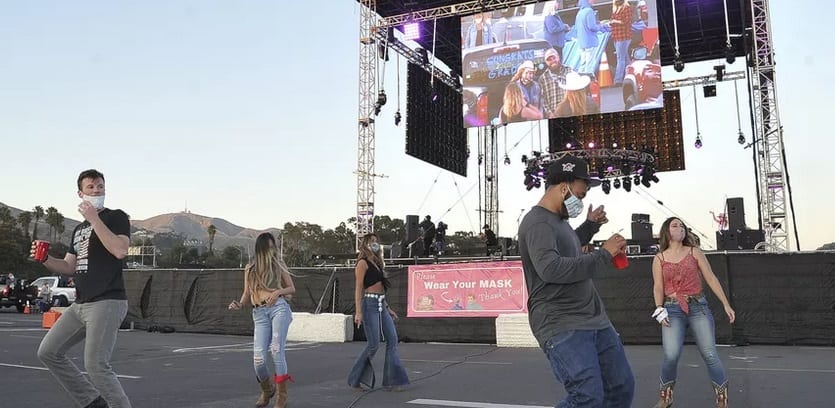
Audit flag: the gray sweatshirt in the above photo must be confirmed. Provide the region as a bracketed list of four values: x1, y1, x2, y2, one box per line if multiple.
[518, 205, 613, 348]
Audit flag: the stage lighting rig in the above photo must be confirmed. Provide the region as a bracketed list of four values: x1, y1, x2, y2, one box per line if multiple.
[394, 110, 402, 126]
[737, 131, 745, 145]
[520, 147, 657, 193]
[374, 90, 387, 116]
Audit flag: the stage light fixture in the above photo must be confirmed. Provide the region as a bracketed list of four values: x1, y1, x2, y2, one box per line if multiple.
[374, 90, 388, 116]
[602, 180, 611, 195]
[725, 44, 736, 64]
[634, 174, 641, 185]
[403, 22, 420, 40]
[613, 178, 621, 189]
[622, 177, 632, 192]
[416, 47, 429, 64]
[695, 134, 703, 149]
[737, 131, 745, 145]
[674, 54, 685, 72]
[504, 154, 511, 166]
[703, 85, 717, 98]
[566, 142, 573, 149]
[588, 142, 595, 148]
[714, 64, 725, 81]
[394, 110, 402, 126]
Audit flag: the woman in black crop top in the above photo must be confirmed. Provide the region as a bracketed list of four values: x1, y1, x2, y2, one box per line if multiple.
[347, 234, 410, 391]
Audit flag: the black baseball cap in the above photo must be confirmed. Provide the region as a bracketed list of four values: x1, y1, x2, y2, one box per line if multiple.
[546, 156, 602, 187]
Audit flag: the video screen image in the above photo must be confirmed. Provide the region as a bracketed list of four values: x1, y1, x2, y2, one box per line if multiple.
[461, 0, 661, 128]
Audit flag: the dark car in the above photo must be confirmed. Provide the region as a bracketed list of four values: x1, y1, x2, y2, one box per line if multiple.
[1, 276, 38, 312]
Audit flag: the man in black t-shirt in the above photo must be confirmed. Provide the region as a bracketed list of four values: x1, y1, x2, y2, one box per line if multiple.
[32, 169, 132, 408]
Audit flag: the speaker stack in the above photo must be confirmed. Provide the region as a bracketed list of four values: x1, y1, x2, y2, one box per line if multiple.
[716, 198, 765, 250]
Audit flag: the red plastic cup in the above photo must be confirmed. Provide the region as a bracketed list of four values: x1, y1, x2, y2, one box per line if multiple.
[33, 240, 50, 262]
[612, 252, 629, 270]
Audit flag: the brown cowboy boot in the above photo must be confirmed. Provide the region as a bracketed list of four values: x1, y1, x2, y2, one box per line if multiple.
[255, 378, 275, 408]
[714, 383, 729, 408]
[274, 374, 293, 408]
[653, 384, 674, 408]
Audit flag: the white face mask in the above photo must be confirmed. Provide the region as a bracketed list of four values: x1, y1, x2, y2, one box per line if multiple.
[81, 194, 105, 210]
[670, 227, 686, 242]
[563, 187, 584, 218]
[370, 243, 381, 253]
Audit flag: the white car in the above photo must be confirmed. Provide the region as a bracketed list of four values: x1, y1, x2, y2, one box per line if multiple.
[30, 276, 76, 307]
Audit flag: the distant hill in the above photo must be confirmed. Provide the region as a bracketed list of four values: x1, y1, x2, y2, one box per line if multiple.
[131, 211, 281, 250]
[0, 203, 278, 250]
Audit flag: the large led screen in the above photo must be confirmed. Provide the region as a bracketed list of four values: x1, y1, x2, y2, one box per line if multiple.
[461, 0, 661, 127]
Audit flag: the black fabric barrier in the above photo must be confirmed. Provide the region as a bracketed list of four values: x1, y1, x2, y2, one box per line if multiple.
[123, 252, 835, 345]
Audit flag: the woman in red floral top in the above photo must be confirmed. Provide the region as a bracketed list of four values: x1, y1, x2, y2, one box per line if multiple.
[651, 217, 736, 408]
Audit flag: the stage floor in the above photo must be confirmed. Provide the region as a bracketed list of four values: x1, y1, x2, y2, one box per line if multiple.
[2, 309, 831, 407]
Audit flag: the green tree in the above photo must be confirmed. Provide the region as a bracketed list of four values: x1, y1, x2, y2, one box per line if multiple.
[53, 212, 65, 241]
[17, 211, 32, 241]
[45, 207, 59, 240]
[32, 206, 44, 240]
[207, 224, 217, 254]
[0, 206, 13, 225]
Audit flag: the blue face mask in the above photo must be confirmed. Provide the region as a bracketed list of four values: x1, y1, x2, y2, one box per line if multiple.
[564, 187, 584, 218]
[369, 243, 381, 253]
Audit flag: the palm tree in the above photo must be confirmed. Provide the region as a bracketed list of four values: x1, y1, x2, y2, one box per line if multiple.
[17, 211, 33, 241]
[207, 224, 217, 254]
[32, 206, 44, 240]
[45, 207, 59, 241]
[54, 213, 65, 241]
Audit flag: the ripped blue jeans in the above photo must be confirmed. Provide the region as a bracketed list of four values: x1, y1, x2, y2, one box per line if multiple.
[252, 297, 293, 381]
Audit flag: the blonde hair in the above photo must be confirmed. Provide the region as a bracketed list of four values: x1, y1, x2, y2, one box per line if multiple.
[246, 232, 290, 293]
[555, 88, 588, 116]
[502, 83, 525, 120]
[357, 233, 385, 270]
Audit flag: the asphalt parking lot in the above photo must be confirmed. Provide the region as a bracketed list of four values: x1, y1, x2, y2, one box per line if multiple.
[2, 309, 833, 407]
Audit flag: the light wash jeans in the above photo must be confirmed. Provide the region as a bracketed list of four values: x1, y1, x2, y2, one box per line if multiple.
[660, 296, 728, 388]
[37, 299, 131, 408]
[347, 295, 409, 389]
[614, 39, 630, 84]
[543, 326, 635, 407]
[252, 297, 293, 381]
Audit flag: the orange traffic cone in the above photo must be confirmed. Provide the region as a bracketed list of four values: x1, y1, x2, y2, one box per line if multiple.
[598, 53, 613, 88]
[23, 301, 30, 314]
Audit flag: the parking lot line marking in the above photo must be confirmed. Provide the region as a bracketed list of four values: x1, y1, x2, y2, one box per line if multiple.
[0, 328, 46, 332]
[730, 367, 835, 374]
[172, 343, 252, 353]
[402, 359, 511, 365]
[407, 399, 550, 408]
[0, 363, 142, 379]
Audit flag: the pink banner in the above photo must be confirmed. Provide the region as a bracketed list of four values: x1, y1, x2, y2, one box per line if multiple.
[407, 261, 528, 317]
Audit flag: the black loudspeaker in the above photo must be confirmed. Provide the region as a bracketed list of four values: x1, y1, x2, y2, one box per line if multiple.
[405, 215, 419, 243]
[716, 228, 763, 250]
[726, 197, 746, 230]
[631, 222, 653, 242]
[716, 230, 739, 250]
[631, 213, 650, 223]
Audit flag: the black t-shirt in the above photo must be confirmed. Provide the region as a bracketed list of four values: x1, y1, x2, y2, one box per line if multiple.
[484, 229, 499, 246]
[68, 208, 130, 303]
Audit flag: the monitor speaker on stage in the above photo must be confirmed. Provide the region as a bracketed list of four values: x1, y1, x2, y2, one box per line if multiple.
[716, 228, 764, 250]
[405, 215, 419, 244]
[631, 222, 653, 243]
[632, 213, 650, 223]
[727, 197, 746, 230]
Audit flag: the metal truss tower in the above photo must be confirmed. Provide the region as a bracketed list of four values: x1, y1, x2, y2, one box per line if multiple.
[356, 0, 377, 249]
[481, 126, 500, 236]
[748, 0, 794, 251]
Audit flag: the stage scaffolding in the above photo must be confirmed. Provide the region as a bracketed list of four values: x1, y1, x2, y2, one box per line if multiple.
[357, 0, 795, 251]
